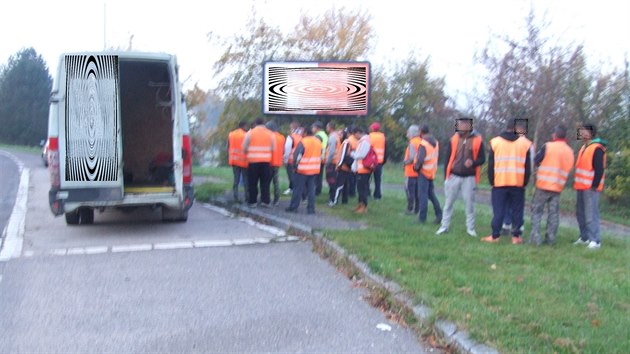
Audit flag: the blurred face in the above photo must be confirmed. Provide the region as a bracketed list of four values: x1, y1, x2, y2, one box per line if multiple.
[579, 127, 593, 141]
[456, 119, 472, 133]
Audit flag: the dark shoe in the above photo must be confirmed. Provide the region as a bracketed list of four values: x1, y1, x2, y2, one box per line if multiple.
[285, 207, 297, 213]
[405, 210, 415, 215]
[307, 210, 315, 215]
[434, 217, 442, 224]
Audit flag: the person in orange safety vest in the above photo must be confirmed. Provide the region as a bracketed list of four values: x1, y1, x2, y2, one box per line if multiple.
[529, 125, 574, 245]
[227, 121, 249, 202]
[285, 128, 322, 214]
[481, 119, 532, 245]
[242, 118, 276, 208]
[572, 122, 607, 249]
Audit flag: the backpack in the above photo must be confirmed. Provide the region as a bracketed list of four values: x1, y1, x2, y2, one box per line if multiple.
[362, 146, 378, 170]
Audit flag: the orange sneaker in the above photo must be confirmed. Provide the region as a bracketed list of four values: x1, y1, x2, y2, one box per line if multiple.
[512, 236, 523, 245]
[481, 236, 500, 243]
[355, 203, 367, 214]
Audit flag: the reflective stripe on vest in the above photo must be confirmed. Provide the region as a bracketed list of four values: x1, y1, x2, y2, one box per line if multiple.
[573, 142, 606, 191]
[535, 141, 574, 192]
[404, 137, 422, 177]
[369, 131, 386, 164]
[445, 133, 482, 184]
[228, 128, 248, 168]
[297, 136, 322, 175]
[271, 131, 285, 167]
[245, 126, 274, 163]
[490, 136, 532, 187]
[420, 139, 439, 180]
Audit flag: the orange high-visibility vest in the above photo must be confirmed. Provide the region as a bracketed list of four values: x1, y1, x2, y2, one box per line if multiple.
[326, 132, 343, 165]
[348, 135, 359, 151]
[404, 137, 422, 177]
[245, 126, 274, 163]
[419, 139, 439, 180]
[271, 131, 285, 168]
[369, 131, 386, 164]
[535, 140, 575, 193]
[445, 133, 482, 184]
[490, 136, 532, 187]
[228, 128, 248, 168]
[287, 132, 302, 164]
[574, 142, 606, 191]
[297, 136, 322, 175]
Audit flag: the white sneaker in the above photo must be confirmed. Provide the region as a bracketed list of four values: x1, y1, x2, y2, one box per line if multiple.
[573, 238, 589, 245]
[435, 226, 448, 235]
[283, 188, 292, 195]
[467, 229, 477, 237]
[587, 241, 601, 249]
[328, 201, 336, 207]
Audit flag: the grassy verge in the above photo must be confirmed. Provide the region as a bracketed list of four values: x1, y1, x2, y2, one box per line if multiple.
[318, 190, 630, 354]
[0, 143, 42, 154]
[193, 165, 629, 352]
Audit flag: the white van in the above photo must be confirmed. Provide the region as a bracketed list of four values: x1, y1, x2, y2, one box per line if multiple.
[47, 52, 194, 224]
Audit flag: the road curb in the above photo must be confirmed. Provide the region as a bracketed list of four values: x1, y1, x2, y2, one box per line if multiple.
[0, 150, 29, 262]
[208, 197, 499, 354]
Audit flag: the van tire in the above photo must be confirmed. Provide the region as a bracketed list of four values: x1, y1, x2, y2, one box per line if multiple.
[79, 208, 94, 225]
[162, 207, 188, 223]
[65, 211, 80, 225]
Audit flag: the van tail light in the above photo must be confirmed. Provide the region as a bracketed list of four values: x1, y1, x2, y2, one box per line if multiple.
[182, 135, 192, 185]
[48, 137, 61, 188]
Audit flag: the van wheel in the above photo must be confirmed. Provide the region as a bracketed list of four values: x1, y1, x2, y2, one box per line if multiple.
[65, 211, 80, 225]
[162, 208, 188, 222]
[79, 208, 94, 225]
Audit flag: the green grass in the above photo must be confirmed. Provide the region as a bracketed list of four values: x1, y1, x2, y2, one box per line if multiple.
[0, 143, 42, 154]
[193, 165, 629, 352]
[318, 190, 630, 354]
[194, 181, 231, 201]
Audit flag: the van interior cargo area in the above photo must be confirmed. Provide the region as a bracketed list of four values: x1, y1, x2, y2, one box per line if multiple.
[119, 59, 175, 194]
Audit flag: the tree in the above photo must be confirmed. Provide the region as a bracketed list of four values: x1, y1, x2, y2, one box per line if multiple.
[0, 48, 52, 145]
[478, 11, 628, 203]
[209, 7, 375, 164]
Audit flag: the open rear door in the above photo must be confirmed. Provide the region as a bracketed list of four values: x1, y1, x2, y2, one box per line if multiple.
[58, 54, 124, 201]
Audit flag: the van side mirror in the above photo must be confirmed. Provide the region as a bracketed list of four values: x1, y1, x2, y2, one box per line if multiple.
[49, 90, 61, 103]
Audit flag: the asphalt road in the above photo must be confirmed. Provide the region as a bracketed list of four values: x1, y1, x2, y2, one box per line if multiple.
[0, 149, 432, 353]
[0, 152, 20, 237]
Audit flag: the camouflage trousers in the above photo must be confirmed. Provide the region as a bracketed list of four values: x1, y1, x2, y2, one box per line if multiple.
[529, 188, 561, 245]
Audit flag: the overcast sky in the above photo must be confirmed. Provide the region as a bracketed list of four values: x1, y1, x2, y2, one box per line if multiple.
[1, 0, 628, 107]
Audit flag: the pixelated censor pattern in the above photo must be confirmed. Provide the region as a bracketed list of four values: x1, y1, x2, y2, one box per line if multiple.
[266, 66, 368, 115]
[65, 55, 119, 182]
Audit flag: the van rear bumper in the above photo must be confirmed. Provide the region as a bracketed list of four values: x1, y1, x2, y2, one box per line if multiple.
[49, 186, 194, 216]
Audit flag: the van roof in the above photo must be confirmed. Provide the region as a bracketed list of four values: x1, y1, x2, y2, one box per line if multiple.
[60, 51, 175, 62]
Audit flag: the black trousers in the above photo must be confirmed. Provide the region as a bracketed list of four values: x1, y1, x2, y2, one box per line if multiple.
[357, 173, 370, 206]
[491, 187, 525, 238]
[247, 162, 272, 205]
[372, 164, 383, 199]
[332, 169, 350, 204]
[286, 164, 295, 190]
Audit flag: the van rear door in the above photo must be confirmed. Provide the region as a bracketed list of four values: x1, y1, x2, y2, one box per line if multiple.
[58, 54, 124, 202]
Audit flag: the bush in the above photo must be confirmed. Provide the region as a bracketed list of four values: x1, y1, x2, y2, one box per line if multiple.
[604, 147, 630, 203]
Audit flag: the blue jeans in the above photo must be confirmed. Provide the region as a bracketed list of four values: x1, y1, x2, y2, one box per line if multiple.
[418, 175, 442, 222]
[576, 190, 601, 243]
[289, 173, 316, 212]
[491, 187, 525, 237]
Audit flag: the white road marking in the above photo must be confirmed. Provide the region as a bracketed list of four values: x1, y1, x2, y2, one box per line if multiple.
[0, 150, 29, 262]
[111, 244, 153, 253]
[153, 241, 194, 250]
[193, 239, 233, 248]
[232, 239, 258, 246]
[84, 246, 109, 255]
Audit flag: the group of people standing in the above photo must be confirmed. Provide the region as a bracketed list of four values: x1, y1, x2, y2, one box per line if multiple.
[227, 119, 387, 215]
[431, 118, 605, 249]
[228, 117, 607, 249]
